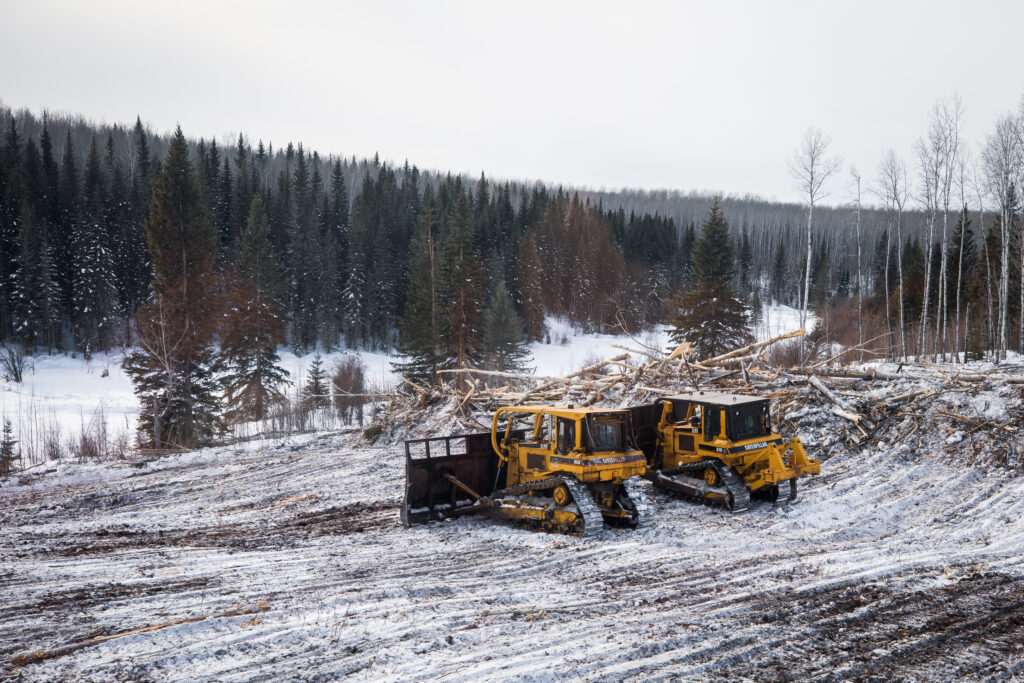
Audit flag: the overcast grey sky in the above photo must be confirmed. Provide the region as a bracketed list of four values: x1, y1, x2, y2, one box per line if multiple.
[3, 0, 1024, 205]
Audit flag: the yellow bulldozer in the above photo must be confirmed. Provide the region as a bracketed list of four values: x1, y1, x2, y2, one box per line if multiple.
[401, 405, 652, 537]
[628, 391, 819, 511]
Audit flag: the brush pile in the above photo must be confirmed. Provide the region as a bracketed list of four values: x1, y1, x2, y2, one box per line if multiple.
[376, 329, 1024, 467]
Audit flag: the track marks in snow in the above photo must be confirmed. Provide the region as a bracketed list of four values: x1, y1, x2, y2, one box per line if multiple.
[4, 432, 1024, 680]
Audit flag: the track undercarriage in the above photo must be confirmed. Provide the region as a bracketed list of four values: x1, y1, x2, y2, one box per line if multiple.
[488, 475, 653, 538]
[651, 459, 798, 513]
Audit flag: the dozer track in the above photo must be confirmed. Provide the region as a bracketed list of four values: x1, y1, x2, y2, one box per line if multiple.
[654, 459, 751, 512]
[489, 476, 604, 539]
[622, 479, 654, 529]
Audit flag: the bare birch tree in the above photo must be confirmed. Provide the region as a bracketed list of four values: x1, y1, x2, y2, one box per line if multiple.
[877, 151, 911, 361]
[982, 114, 1022, 362]
[790, 128, 841, 336]
[1017, 94, 1024, 354]
[928, 96, 965, 361]
[849, 166, 864, 358]
[952, 151, 971, 361]
[915, 119, 944, 359]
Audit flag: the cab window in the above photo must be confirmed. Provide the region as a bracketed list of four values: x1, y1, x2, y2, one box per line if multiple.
[556, 418, 575, 454]
[729, 404, 771, 441]
[704, 407, 720, 439]
[588, 418, 623, 451]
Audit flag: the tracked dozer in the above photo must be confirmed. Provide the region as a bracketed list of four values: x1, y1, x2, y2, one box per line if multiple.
[629, 391, 819, 512]
[401, 406, 652, 537]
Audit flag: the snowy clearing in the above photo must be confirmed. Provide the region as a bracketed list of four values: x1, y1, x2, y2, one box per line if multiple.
[3, 417, 1024, 680]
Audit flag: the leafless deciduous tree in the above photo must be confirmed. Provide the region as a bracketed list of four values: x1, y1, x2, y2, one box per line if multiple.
[790, 128, 841, 335]
[982, 114, 1022, 362]
[929, 96, 964, 361]
[877, 151, 912, 361]
[915, 113, 944, 358]
[849, 166, 864, 358]
[1017, 95, 1024, 355]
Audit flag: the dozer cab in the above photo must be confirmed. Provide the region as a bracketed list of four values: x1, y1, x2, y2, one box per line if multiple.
[400, 405, 652, 537]
[629, 391, 819, 512]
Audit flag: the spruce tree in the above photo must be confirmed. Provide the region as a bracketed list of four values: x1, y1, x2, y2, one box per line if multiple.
[39, 119, 60, 229]
[393, 189, 445, 383]
[669, 197, 753, 359]
[303, 352, 329, 410]
[482, 279, 531, 375]
[13, 209, 61, 349]
[220, 195, 289, 423]
[55, 130, 79, 315]
[0, 117, 23, 339]
[771, 239, 788, 303]
[442, 190, 484, 372]
[123, 127, 221, 448]
[738, 227, 753, 291]
[105, 132, 150, 342]
[72, 138, 117, 355]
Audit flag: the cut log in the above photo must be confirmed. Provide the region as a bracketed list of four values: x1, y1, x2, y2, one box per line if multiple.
[435, 368, 560, 382]
[513, 353, 630, 405]
[692, 329, 806, 368]
[809, 375, 876, 430]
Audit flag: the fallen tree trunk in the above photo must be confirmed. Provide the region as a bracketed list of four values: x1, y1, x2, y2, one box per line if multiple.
[514, 353, 630, 405]
[693, 329, 806, 369]
[435, 368, 560, 382]
[809, 375, 876, 431]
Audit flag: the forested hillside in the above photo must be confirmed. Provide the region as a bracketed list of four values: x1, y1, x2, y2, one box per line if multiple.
[0, 101, 1021, 380]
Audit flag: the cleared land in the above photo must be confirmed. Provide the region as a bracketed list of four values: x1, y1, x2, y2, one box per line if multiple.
[3, 418, 1024, 681]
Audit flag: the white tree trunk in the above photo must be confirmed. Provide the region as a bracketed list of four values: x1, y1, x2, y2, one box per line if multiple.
[801, 201, 813, 331]
[850, 169, 864, 361]
[937, 207, 950, 360]
[884, 224, 894, 360]
[919, 209, 935, 359]
[999, 205, 1010, 362]
[953, 210, 966, 363]
[897, 207, 907, 360]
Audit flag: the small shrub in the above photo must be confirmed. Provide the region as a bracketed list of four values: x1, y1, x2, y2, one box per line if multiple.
[0, 345, 26, 383]
[363, 424, 383, 443]
[332, 354, 366, 426]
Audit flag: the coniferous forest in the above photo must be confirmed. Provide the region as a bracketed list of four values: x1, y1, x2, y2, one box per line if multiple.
[1, 102, 1022, 445]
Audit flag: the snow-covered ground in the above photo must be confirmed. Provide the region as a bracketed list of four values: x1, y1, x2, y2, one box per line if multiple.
[0, 304, 812, 456]
[3, 426, 1024, 680]
[0, 348, 400, 462]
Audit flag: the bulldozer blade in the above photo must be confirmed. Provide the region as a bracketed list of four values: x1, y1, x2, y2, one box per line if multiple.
[400, 430, 524, 526]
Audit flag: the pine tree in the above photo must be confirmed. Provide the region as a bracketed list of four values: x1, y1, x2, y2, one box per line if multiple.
[123, 127, 221, 448]
[220, 195, 290, 423]
[482, 279, 531, 375]
[303, 352, 329, 410]
[0, 418, 17, 476]
[669, 197, 753, 359]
